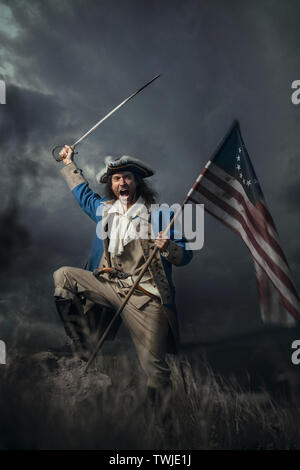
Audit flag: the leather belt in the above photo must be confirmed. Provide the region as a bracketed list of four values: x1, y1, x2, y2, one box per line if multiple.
[135, 284, 160, 301]
[93, 267, 160, 302]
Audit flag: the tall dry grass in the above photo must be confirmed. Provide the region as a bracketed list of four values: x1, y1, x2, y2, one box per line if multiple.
[0, 351, 300, 449]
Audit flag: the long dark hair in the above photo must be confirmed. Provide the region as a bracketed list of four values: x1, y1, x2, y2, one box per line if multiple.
[104, 174, 157, 206]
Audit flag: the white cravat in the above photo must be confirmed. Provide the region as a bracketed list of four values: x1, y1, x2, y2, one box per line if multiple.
[107, 196, 148, 256]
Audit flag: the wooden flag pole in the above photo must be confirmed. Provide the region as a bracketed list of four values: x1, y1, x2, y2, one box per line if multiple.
[84, 194, 190, 373]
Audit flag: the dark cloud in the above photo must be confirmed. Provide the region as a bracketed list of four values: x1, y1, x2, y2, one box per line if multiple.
[0, 0, 299, 346]
[284, 181, 300, 209]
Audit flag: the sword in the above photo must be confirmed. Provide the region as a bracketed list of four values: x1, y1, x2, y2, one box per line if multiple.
[52, 74, 161, 161]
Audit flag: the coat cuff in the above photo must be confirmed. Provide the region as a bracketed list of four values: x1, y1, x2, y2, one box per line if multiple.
[60, 161, 87, 190]
[160, 240, 183, 265]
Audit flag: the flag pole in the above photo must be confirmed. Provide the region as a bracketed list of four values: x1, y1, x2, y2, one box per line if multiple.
[84, 205, 184, 372]
[84, 185, 201, 373]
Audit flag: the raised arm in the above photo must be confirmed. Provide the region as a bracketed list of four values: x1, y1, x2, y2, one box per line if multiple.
[59, 145, 106, 222]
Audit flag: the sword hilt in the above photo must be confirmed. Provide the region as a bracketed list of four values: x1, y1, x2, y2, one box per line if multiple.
[52, 144, 77, 162]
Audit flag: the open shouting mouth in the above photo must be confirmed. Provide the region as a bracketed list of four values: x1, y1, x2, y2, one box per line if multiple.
[119, 189, 130, 197]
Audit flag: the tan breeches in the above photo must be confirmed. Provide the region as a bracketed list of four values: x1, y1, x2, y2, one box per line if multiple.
[53, 266, 171, 388]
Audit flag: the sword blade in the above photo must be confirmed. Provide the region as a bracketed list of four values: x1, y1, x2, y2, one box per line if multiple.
[71, 74, 160, 148]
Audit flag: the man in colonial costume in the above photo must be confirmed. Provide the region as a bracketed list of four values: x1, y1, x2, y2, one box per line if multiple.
[53, 145, 193, 425]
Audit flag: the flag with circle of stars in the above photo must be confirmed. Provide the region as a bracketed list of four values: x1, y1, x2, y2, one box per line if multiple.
[187, 120, 300, 325]
[212, 120, 264, 205]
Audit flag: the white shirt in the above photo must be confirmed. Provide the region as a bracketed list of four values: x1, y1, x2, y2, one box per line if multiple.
[107, 197, 161, 299]
[107, 196, 149, 256]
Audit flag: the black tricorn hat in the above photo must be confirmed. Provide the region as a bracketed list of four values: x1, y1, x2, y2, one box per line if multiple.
[96, 155, 154, 184]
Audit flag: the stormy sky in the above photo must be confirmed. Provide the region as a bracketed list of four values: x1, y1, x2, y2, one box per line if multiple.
[0, 0, 300, 349]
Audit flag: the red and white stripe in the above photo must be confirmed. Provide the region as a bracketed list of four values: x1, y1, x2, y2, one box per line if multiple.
[188, 161, 300, 325]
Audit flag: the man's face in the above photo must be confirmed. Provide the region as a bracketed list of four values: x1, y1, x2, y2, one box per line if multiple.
[111, 171, 137, 206]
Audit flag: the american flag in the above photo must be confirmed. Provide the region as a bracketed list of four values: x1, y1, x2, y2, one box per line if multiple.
[187, 121, 300, 326]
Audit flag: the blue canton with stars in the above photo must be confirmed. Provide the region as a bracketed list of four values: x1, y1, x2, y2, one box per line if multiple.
[211, 121, 264, 205]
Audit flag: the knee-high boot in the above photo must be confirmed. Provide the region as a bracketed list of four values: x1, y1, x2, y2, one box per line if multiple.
[54, 297, 91, 361]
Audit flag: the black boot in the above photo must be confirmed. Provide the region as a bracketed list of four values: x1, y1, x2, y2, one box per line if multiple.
[54, 297, 91, 361]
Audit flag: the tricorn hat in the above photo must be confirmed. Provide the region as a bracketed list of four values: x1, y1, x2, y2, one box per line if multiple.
[96, 155, 154, 184]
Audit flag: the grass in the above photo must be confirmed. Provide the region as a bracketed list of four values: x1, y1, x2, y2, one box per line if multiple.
[0, 350, 300, 450]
